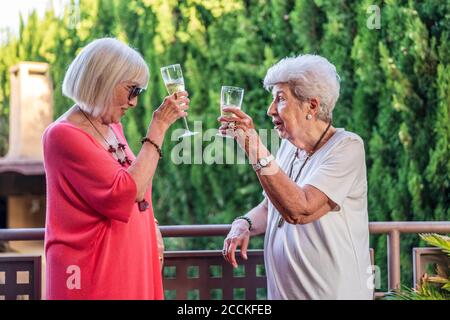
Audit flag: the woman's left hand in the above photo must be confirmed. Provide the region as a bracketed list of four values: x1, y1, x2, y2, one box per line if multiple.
[218, 107, 261, 157]
[155, 224, 164, 271]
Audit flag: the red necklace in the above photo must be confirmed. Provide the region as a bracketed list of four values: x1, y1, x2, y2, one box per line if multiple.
[79, 106, 132, 167]
[78, 106, 149, 212]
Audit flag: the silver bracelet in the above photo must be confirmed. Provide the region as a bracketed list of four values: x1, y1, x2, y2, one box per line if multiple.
[233, 216, 253, 231]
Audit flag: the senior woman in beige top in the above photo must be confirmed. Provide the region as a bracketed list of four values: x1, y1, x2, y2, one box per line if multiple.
[220, 54, 373, 300]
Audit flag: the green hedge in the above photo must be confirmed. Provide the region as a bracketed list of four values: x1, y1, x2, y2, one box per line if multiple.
[0, 0, 448, 290]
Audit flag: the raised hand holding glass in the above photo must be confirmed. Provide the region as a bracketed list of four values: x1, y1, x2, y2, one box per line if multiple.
[217, 86, 244, 138]
[160, 64, 198, 139]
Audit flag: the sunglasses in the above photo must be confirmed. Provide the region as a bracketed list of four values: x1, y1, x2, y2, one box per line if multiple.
[128, 85, 145, 100]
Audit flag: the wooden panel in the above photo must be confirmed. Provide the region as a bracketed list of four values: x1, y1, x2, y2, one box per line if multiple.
[163, 250, 266, 300]
[0, 255, 41, 300]
[413, 247, 448, 288]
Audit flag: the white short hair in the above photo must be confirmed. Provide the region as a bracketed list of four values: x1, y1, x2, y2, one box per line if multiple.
[62, 38, 149, 118]
[263, 54, 340, 121]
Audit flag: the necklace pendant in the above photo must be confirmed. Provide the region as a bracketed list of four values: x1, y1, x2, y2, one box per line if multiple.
[108, 145, 116, 153]
[277, 217, 285, 228]
[138, 200, 150, 212]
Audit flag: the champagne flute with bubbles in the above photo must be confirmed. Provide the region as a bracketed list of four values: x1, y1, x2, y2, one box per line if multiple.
[160, 64, 198, 139]
[217, 86, 244, 138]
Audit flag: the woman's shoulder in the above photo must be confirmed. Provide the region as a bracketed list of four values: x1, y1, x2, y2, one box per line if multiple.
[331, 129, 364, 149]
[321, 129, 365, 161]
[44, 120, 81, 138]
[43, 119, 97, 147]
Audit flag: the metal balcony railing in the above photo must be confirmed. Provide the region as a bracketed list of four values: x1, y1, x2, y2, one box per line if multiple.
[0, 221, 449, 300]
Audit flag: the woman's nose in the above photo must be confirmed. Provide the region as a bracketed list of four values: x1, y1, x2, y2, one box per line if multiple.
[128, 97, 138, 107]
[267, 100, 277, 117]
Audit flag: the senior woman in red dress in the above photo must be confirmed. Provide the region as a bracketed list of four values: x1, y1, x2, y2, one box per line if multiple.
[220, 54, 373, 300]
[43, 38, 189, 299]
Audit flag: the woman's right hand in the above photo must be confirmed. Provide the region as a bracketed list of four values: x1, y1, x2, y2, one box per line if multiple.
[152, 91, 190, 129]
[222, 219, 251, 268]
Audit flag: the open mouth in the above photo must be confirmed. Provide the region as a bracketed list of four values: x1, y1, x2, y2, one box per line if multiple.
[272, 119, 283, 129]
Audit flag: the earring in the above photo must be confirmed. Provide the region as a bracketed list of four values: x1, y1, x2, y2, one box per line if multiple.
[306, 114, 312, 120]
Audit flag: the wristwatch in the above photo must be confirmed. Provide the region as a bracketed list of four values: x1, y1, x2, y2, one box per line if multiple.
[252, 155, 275, 171]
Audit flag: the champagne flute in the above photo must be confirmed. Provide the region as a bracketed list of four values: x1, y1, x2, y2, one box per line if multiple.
[217, 86, 244, 138]
[160, 64, 198, 139]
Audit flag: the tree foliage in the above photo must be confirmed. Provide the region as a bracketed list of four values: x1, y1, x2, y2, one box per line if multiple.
[0, 0, 448, 290]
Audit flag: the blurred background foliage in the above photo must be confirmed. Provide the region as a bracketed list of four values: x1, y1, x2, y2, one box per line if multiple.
[0, 0, 448, 291]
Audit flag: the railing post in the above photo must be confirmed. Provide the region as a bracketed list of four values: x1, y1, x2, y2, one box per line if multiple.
[387, 230, 401, 291]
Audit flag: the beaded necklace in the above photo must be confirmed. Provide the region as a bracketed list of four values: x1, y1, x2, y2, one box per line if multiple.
[78, 106, 132, 167]
[77, 106, 150, 212]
